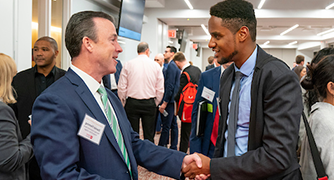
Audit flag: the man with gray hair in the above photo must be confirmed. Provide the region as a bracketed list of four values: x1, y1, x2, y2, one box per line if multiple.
[118, 42, 164, 142]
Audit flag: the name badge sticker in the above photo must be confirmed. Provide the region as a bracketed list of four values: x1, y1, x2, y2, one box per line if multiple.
[78, 114, 105, 145]
[201, 86, 215, 102]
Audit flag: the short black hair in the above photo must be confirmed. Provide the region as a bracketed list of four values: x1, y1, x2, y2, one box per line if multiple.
[210, 0, 257, 42]
[36, 36, 58, 52]
[65, 11, 114, 58]
[166, 46, 177, 53]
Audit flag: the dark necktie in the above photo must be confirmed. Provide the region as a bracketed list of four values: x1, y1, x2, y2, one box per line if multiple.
[227, 71, 242, 157]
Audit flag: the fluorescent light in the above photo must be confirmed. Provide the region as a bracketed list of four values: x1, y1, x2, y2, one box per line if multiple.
[168, 41, 173, 44]
[317, 28, 334, 36]
[263, 41, 270, 45]
[184, 0, 193, 10]
[258, 0, 266, 9]
[325, 2, 334, 9]
[288, 41, 298, 46]
[201, 24, 210, 36]
[280, 24, 299, 36]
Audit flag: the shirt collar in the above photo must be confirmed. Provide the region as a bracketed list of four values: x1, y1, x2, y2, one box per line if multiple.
[182, 62, 190, 72]
[70, 64, 103, 95]
[33, 65, 56, 76]
[234, 46, 257, 77]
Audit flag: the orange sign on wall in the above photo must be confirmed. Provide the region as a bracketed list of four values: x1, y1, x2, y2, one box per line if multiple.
[192, 43, 198, 49]
[168, 30, 176, 38]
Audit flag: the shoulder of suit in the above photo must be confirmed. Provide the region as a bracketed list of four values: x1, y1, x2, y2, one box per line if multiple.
[55, 66, 66, 74]
[13, 67, 35, 81]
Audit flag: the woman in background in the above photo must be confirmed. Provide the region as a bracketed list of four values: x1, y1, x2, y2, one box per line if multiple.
[0, 53, 33, 180]
[299, 54, 334, 179]
[294, 65, 306, 81]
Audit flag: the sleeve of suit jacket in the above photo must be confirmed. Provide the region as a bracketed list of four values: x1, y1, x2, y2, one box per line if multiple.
[0, 103, 33, 172]
[162, 62, 179, 103]
[211, 60, 303, 179]
[31, 88, 186, 179]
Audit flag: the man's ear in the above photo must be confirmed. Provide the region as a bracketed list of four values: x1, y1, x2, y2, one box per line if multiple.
[237, 26, 249, 42]
[82, 37, 94, 53]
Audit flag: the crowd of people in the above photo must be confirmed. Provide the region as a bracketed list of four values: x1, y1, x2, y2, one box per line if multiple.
[0, 0, 334, 180]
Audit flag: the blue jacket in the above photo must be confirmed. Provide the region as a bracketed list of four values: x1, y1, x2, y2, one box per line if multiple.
[190, 66, 221, 157]
[31, 68, 186, 180]
[162, 60, 180, 103]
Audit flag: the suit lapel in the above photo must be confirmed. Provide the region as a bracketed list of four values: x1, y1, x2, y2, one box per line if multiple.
[212, 67, 221, 116]
[66, 69, 125, 161]
[215, 66, 234, 156]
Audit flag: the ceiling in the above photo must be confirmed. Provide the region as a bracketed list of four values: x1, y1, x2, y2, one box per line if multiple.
[145, 0, 334, 50]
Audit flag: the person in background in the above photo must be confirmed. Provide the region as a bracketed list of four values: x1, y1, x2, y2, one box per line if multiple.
[205, 56, 214, 71]
[301, 47, 334, 114]
[294, 65, 306, 81]
[173, 52, 201, 153]
[10, 36, 66, 180]
[118, 42, 164, 143]
[102, 59, 122, 98]
[299, 54, 334, 179]
[292, 55, 305, 71]
[158, 46, 180, 150]
[154, 53, 164, 68]
[190, 61, 232, 158]
[0, 53, 34, 180]
[31, 11, 201, 179]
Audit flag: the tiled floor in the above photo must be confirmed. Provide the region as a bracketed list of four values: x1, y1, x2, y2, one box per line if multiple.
[137, 118, 185, 180]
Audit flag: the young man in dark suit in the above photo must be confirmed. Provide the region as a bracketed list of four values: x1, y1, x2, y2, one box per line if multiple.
[184, 0, 303, 179]
[173, 52, 201, 153]
[11, 36, 66, 180]
[158, 45, 180, 149]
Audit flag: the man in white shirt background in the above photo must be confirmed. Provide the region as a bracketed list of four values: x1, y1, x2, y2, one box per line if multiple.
[118, 42, 164, 143]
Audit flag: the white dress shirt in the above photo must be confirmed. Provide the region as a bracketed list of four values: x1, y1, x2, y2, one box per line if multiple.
[118, 54, 164, 106]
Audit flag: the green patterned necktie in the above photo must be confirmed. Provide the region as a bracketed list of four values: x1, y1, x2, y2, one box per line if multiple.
[97, 86, 132, 178]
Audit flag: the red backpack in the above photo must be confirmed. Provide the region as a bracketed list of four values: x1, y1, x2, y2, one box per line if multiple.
[178, 72, 197, 123]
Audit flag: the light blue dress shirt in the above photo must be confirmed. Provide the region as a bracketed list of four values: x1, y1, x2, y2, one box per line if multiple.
[224, 46, 258, 157]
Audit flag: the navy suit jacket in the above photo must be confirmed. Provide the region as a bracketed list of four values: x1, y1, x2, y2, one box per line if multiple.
[102, 59, 123, 96]
[31, 68, 185, 180]
[189, 66, 221, 157]
[162, 60, 180, 104]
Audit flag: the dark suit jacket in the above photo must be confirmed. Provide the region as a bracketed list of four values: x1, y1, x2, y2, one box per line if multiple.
[189, 66, 221, 157]
[175, 65, 201, 103]
[162, 60, 180, 104]
[0, 101, 33, 180]
[31, 68, 186, 180]
[211, 46, 303, 179]
[11, 66, 66, 139]
[102, 59, 123, 97]
[205, 64, 214, 71]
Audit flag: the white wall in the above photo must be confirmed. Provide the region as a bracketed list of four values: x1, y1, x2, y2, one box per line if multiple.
[201, 48, 215, 71]
[0, 0, 32, 72]
[263, 48, 296, 68]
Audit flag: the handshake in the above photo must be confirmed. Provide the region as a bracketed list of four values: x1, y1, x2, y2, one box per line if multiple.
[182, 153, 211, 180]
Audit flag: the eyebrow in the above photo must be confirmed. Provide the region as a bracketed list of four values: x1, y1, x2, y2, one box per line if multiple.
[211, 32, 221, 36]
